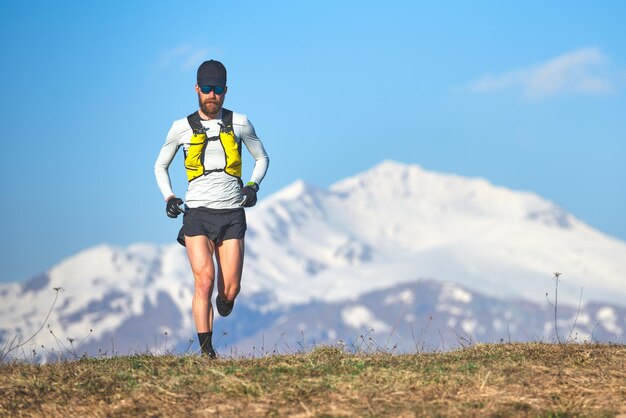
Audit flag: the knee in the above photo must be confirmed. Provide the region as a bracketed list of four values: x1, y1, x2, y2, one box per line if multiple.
[224, 284, 240, 302]
[194, 270, 214, 296]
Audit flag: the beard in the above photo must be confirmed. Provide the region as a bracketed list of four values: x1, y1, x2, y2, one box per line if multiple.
[198, 94, 223, 117]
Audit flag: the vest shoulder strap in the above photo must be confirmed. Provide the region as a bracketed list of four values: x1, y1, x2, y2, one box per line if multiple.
[186, 111, 204, 134]
[221, 108, 233, 127]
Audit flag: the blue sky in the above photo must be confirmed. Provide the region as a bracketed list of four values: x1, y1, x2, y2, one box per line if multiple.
[1, 1, 624, 282]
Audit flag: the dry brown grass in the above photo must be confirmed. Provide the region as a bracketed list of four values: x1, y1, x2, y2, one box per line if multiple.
[1, 342, 624, 417]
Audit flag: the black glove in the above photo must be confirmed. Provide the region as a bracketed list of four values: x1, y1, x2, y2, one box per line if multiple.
[166, 196, 184, 218]
[240, 182, 259, 207]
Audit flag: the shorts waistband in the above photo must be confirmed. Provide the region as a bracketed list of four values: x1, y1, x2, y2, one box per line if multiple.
[185, 206, 244, 215]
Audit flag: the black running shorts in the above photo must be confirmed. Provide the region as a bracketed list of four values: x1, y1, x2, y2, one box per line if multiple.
[177, 207, 247, 246]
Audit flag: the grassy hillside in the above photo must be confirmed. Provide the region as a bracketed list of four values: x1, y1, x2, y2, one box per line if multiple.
[1, 343, 624, 417]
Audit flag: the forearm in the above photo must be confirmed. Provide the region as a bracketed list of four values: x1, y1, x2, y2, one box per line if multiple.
[249, 154, 269, 186]
[154, 163, 175, 201]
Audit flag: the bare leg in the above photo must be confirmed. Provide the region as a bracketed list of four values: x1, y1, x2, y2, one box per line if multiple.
[185, 235, 216, 332]
[216, 238, 245, 303]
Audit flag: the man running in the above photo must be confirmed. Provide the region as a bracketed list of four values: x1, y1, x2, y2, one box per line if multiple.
[154, 60, 269, 357]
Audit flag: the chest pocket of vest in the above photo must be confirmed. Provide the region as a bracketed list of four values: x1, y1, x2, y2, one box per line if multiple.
[219, 126, 242, 178]
[184, 131, 208, 182]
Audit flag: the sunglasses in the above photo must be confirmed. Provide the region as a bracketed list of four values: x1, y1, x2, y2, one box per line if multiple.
[199, 85, 225, 95]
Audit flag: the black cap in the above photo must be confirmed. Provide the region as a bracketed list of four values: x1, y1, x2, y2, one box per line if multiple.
[197, 60, 227, 87]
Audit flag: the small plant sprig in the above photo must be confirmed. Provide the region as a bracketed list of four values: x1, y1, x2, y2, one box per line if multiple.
[545, 272, 563, 344]
[546, 272, 584, 345]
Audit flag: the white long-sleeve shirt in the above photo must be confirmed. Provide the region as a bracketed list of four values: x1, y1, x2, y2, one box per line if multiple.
[154, 109, 269, 209]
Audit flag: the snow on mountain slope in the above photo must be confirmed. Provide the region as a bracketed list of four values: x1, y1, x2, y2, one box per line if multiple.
[243, 160, 626, 308]
[0, 243, 196, 356]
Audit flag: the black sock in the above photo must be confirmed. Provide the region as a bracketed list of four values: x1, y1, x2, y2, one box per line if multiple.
[198, 332, 213, 354]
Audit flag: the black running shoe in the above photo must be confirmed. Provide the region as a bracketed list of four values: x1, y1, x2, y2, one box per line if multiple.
[216, 294, 234, 317]
[201, 345, 217, 358]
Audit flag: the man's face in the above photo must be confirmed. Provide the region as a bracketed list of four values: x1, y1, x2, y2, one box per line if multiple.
[196, 84, 227, 117]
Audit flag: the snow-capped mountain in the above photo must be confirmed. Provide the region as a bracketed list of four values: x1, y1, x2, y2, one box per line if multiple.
[1, 161, 625, 360]
[245, 160, 626, 308]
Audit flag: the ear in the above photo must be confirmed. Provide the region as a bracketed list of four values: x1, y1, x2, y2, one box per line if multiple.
[195, 84, 200, 94]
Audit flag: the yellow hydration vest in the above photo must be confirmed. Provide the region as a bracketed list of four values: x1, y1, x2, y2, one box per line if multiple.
[184, 109, 242, 182]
